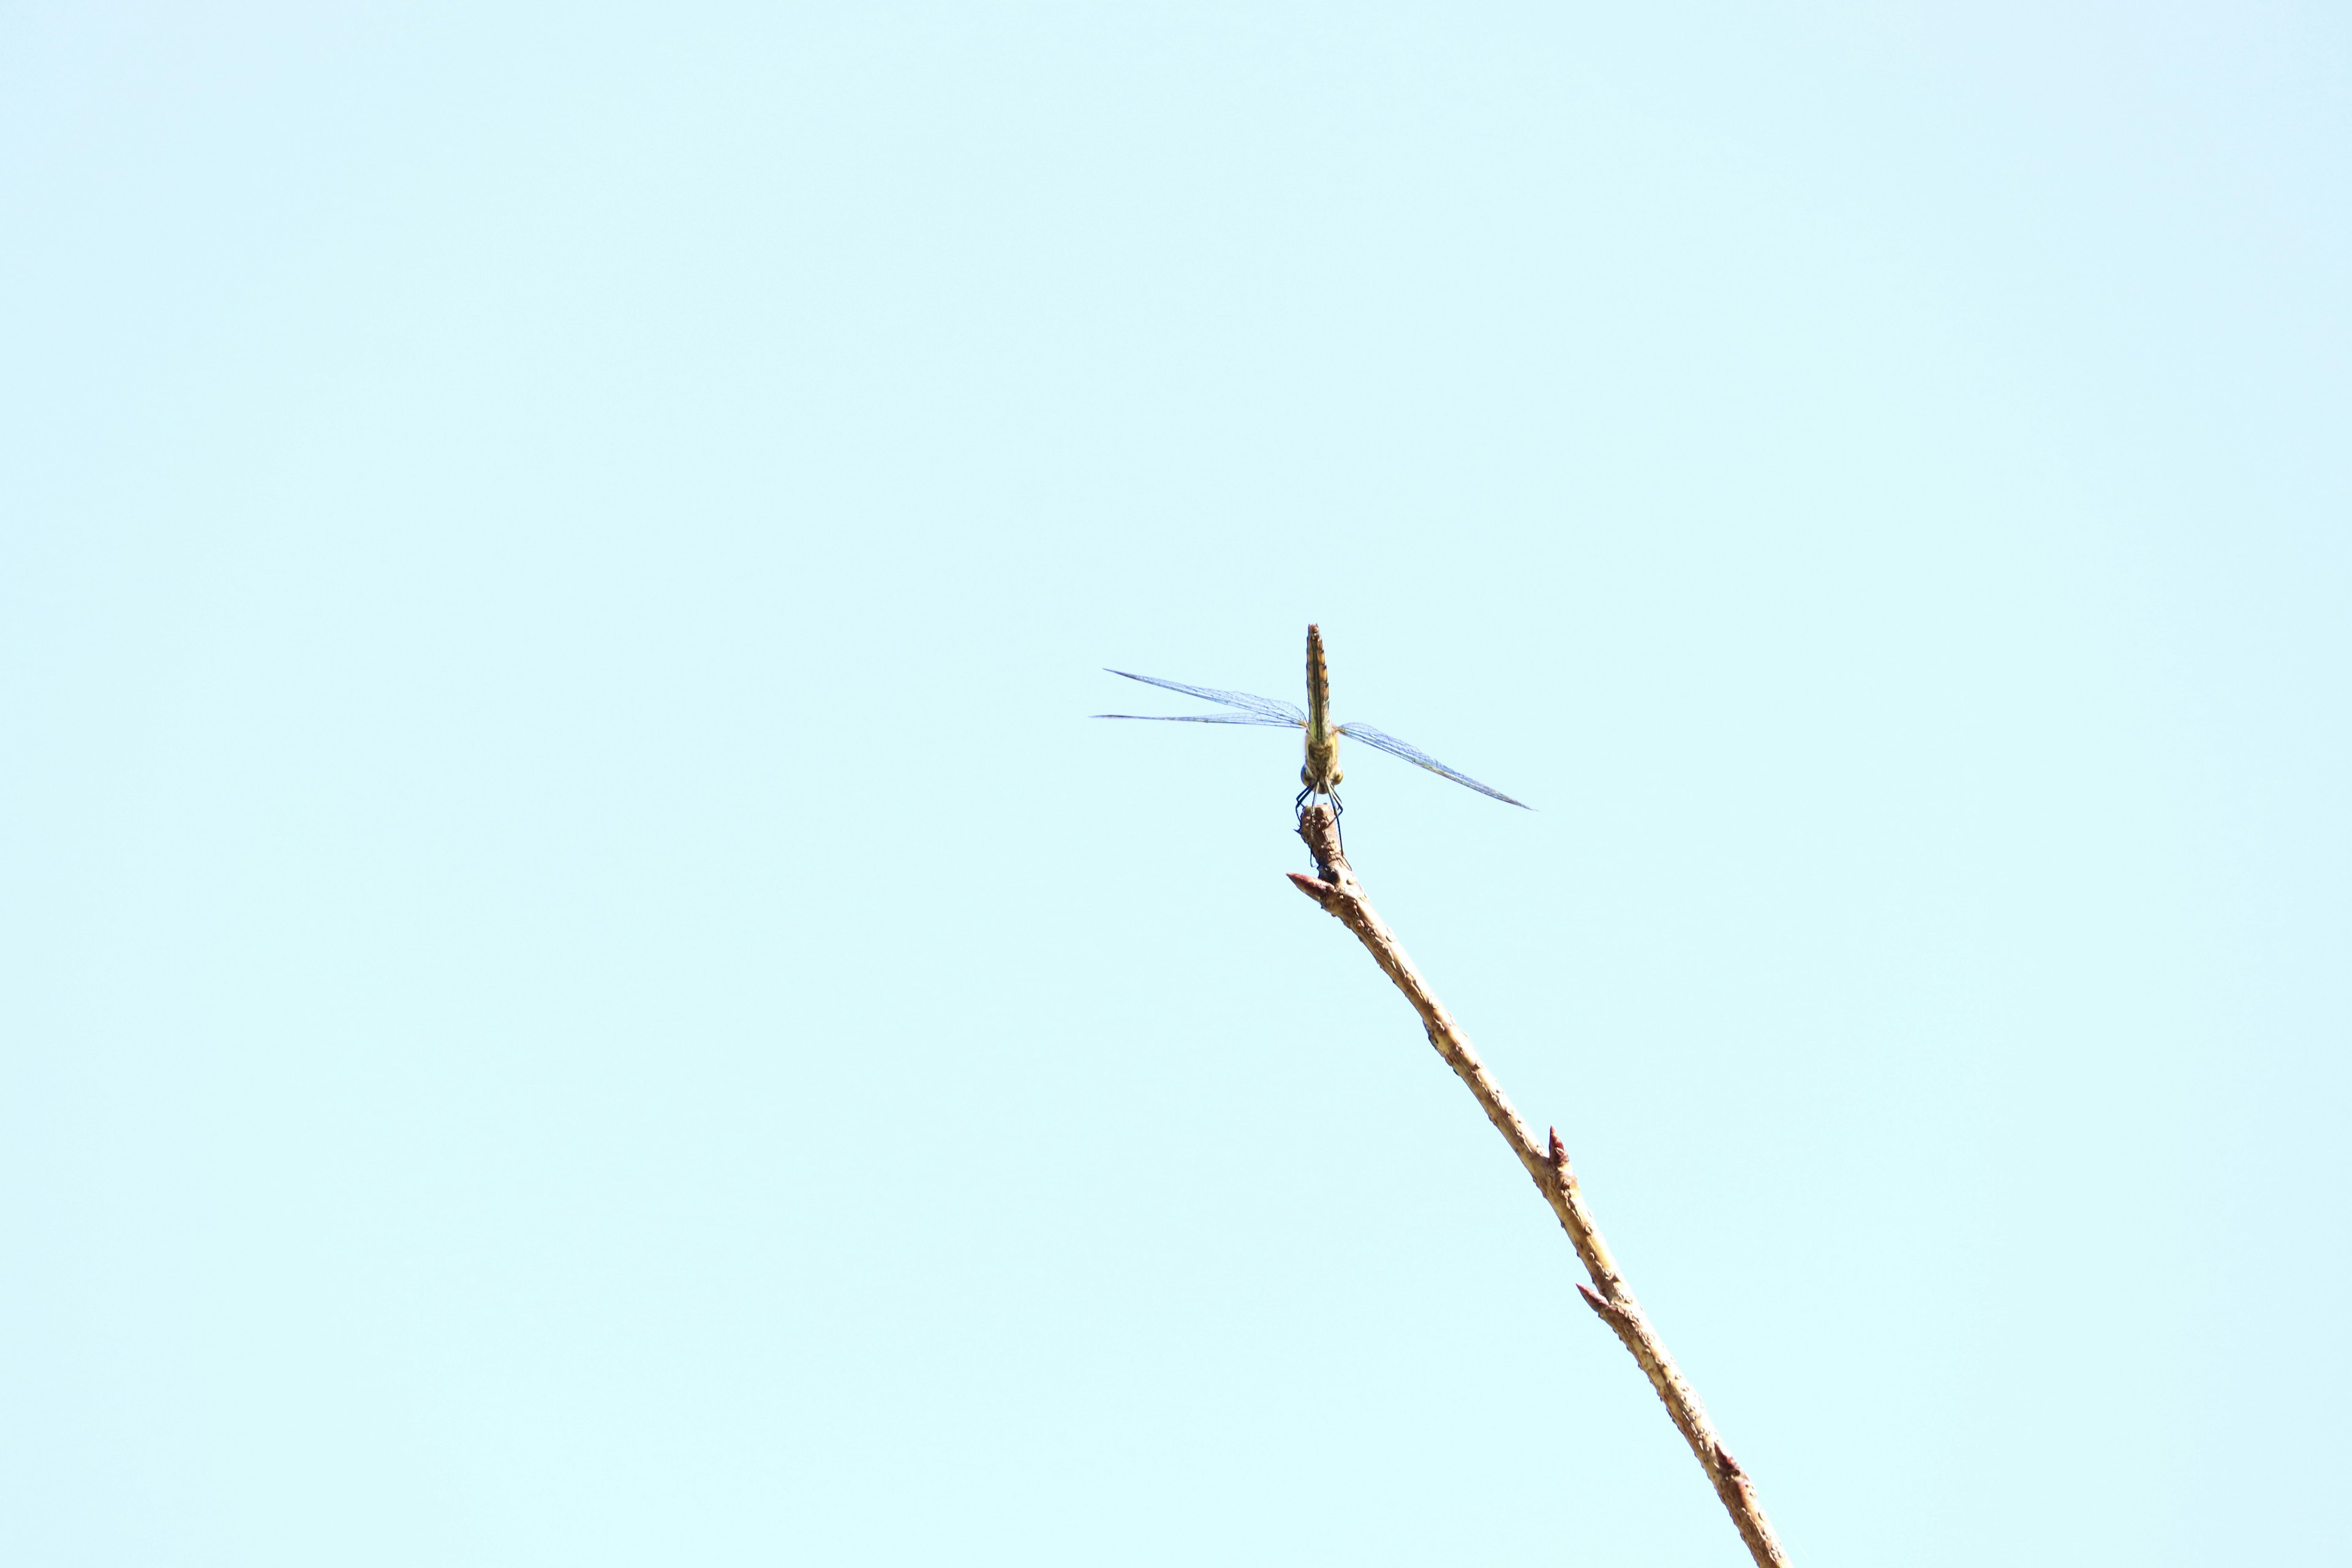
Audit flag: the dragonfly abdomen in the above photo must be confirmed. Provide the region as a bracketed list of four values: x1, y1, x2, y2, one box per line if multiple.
[1303, 624, 1343, 795]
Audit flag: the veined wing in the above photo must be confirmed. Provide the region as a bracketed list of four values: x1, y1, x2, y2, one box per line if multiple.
[1337, 723, 1531, 809]
[1098, 669, 1306, 726]
[1093, 711, 1302, 726]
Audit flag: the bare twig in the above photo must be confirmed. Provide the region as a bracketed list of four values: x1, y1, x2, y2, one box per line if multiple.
[1286, 804, 1788, 1567]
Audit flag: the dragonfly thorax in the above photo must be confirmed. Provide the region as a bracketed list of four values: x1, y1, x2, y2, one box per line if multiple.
[1302, 744, 1342, 796]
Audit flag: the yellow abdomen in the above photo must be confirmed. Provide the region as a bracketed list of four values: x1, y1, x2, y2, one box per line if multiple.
[1303, 624, 1341, 794]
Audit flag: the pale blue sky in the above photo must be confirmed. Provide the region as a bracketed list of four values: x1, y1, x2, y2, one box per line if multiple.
[4, 4, 2346, 1564]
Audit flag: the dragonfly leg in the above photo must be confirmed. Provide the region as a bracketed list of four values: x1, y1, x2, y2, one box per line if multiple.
[1297, 787, 1347, 857]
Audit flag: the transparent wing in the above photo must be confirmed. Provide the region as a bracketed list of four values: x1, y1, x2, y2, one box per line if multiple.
[1337, 723, 1532, 808]
[1101, 669, 1307, 725]
[1094, 712, 1303, 726]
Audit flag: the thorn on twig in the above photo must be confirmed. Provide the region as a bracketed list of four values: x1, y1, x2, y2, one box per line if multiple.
[1286, 871, 1339, 905]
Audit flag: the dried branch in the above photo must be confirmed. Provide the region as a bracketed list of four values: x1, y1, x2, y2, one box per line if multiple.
[1286, 804, 1788, 1567]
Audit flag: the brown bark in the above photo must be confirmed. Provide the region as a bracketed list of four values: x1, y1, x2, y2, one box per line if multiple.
[1286, 804, 1788, 1567]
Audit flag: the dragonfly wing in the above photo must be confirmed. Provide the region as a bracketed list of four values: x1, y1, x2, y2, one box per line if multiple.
[1337, 723, 1532, 808]
[1095, 712, 1303, 726]
[1103, 670, 1307, 725]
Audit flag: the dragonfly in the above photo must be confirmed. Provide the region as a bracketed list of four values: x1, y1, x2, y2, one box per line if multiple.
[1096, 624, 1531, 824]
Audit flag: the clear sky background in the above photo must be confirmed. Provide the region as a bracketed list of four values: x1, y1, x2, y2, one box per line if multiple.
[4, 4, 2346, 1564]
